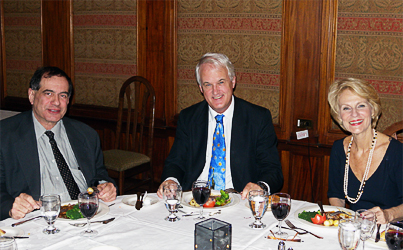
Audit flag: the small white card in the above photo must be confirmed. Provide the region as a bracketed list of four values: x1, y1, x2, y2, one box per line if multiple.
[296, 130, 309, 140]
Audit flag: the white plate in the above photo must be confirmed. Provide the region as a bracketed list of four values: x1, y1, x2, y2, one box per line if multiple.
[181, 191, 240, 210]
[0, 227, 24, 237]
[294, 205, 354, 229]
[58, 200, 109, 222]
[122, 195, 159, 207]
[89, 246, 122, 250]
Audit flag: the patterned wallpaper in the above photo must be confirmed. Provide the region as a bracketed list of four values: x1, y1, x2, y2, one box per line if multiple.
[177, 0, 283, 124]
[4, 0, 42, 98]
[73, 0, 137, 107]
[335, 0, 403, 132]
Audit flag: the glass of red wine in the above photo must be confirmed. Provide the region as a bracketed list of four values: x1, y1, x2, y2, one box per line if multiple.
[78, 191, 99, 237]
[248, 190, 269, 229]
[270, 192, 291, 237]
[386, 221, 403, 250]
[192, 180, 211, 220]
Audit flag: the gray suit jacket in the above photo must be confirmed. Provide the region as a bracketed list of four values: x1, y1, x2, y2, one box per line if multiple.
[0, 111, 115, 220]
[161, 96, 283, 192]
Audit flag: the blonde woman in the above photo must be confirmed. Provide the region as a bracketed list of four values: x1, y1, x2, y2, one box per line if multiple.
[327, 78, 403, 224]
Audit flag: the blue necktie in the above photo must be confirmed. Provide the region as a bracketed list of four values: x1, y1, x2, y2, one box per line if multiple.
[208, 115, 226, 190]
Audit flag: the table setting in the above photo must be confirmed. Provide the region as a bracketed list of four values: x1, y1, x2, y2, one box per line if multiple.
[0, 187, 394, 250]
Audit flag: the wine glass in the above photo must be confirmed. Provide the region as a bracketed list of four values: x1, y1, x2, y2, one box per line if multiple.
[338, 219, 362, 250]
[191, 180, 211, 220]
[270, 192, 291, 237]
[78, 191, 99, 237]
[163, 183, 182, 222]
[248, 190, 269, 229]
[385, 221, 403, 250]
[0, 236, 18, 250]
[355, 209, 376, 250]
[40, 194, 61, 234]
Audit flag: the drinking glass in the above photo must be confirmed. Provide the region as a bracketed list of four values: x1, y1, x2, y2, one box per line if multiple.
[385, 221, 403, 250]
[163, 183, 182, 222]
[270, 192, 291, 237]
[78, 191, 99, 237]
[40, 194, 61, 234]
[248, 190, 269, 229]
[338, 219, 361, 250]
[355, 209, 376, 250]
[192, 180, 211, 220]
[0, 236, 17, 250]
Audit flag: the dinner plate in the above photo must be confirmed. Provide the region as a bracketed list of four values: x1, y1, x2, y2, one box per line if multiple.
[181, 191, 239, 210]
[0, 227, 24, 237]
[58, 200, 109, 222]
[294, 205, 354, 229]
[122, 195, 159, 207]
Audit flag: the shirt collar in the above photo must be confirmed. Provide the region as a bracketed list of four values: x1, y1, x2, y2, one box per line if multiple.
[32, 111, 63, 140]
[208, 95, 234, 122]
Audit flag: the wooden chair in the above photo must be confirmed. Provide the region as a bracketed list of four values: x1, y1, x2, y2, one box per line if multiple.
[103, 76, 156, 195]
[383, 120, 403, 142]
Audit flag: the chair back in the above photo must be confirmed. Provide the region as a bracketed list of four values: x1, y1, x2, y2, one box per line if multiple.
[115, 76, 156, 159]
[383, 120, 403, 142]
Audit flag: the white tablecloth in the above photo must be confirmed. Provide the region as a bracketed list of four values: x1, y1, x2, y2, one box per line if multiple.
[0, 194, 387, 250]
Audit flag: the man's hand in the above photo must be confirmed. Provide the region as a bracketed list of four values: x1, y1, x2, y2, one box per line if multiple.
[97, 182, 117, 202]
[241, 182, 263, 200]
[157, 180, 178, 198]
[10, 193, 40, 220]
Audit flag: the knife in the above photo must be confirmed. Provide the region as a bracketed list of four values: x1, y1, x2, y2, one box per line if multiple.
[317, 200, 326, 217]
[11, 215, 42, 227]
[375, 224, 381, 242]
[13, 236, 29, 239]
[135, 192, 142, 210]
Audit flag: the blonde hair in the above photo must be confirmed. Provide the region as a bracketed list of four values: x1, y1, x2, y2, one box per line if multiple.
[328, 78, 381, 130]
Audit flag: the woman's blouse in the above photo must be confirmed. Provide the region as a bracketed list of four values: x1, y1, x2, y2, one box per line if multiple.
[328, 138, 403, 211]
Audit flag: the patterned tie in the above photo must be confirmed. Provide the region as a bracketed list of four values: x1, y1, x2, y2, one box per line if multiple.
[208, 115, 226, 190]
[45, 131, 81, 200]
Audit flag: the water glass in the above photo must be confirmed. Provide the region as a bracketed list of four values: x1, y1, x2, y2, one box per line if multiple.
[40, 194, 61, 234]
[0, 236, 17, 250]
[248, 190, 269, 229]
[338, 219, 361, 250]
[163, 183, 182, 222]
[355, 209, 376, 250]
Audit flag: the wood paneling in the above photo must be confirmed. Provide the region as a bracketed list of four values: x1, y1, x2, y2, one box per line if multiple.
[41, 0, 74, 79]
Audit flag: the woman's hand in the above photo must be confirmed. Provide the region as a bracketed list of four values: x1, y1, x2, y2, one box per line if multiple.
[368, 207, 391, 224]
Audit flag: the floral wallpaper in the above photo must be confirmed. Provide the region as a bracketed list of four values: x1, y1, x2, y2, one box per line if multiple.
[335, 0, 403, 132]
[73, 0, 137, 107]
[4, 0, 42, 98]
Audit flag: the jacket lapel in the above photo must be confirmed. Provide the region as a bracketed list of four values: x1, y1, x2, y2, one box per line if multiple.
[14, 112, 41, 199]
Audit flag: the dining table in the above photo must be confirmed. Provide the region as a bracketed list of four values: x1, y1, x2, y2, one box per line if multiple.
[0, 193, 388, 250]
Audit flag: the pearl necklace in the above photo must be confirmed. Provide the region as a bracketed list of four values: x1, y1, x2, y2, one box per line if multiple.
[343, 129, 377, 204]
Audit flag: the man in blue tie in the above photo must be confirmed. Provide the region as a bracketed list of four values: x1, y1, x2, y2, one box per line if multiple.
[158, 53, 283, 200]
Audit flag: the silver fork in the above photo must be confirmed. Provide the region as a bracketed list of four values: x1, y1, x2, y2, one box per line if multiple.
[69, 217, 115, 227]
[328, 211, 351, 217]
[285, 220, 323, 239]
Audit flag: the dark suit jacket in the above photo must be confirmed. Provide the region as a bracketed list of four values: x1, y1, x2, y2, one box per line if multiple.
[161, 96, 283, 192]
[0, 111, 115, 220]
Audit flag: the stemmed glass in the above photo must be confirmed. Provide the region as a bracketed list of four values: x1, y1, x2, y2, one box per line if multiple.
[385, 221, 403, 250]
[270, 192, 291, 237]
[338, 219, 362, 250]
[355, 209, 376, 250]
[248, 190, 269, 229]
[78, 191, 99, 237]
[40, 194, 61, 234]
[163, 183, 182, 222]
[191, 180, 211, 220]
